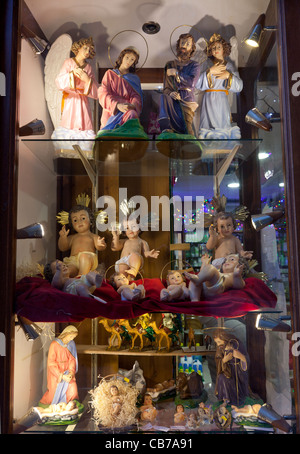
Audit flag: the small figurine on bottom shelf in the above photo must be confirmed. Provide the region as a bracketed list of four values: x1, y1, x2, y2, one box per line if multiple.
[184, 253, 247, 301]
[44, 260, 105, 301]
[160, 270, 190, 301]
[140, 393, 157, 422]
[58, 203, 107, 277]
[195, 33, 243, 139]
[198, 402, 214, 425]
[212, 328, 249, 406]
[206, 211, 253, 269]
[213, 400, 232, 430]
[39, 325, 79, 407]
[110, 272, 145, 301]
[90, 376, 139, 428]
[110, 385, 123, 418]
[111, 219, 160, 278]
[174, 404, 186, 424]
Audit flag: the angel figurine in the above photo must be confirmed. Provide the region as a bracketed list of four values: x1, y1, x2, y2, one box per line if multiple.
[51, 37, 98, 149]
[195, 34, 243, 139]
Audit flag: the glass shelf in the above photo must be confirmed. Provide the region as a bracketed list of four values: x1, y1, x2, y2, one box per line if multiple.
[21, 137, 262, 178]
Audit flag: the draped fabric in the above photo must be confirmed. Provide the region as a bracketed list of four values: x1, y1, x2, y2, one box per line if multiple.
[16, 276, 277, 323]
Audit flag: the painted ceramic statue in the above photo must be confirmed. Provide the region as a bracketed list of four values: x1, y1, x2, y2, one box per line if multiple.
[196, 33, 243, 139]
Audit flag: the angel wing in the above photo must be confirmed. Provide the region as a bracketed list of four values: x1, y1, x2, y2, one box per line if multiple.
[44, 34, 73, 129]
[229, 35, 239, 71]
[228, 36, 239, 108]
[193, 37, 208, 137]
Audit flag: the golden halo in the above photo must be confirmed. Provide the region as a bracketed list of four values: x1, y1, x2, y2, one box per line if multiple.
[104, 264, 144, 284]
[169, 24, 208, 58]
[108, 29, 149, 71]
[160, 260, 194, 282]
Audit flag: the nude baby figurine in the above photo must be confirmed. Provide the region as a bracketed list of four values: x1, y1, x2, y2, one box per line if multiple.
[111, 219, 159, 278]
[58, 204, 106, 277]
[110, 272, 145, 301]
[184, 253, 247, 301]
[44, 260, 103, 298]
[206, 212, 252, 269]
[160, 270, 190, 302]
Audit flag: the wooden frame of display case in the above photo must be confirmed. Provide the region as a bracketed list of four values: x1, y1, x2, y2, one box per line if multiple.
[1, 0, 300, 434]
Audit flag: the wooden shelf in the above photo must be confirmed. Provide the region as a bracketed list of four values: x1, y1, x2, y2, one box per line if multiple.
[76, 344, 216, 356]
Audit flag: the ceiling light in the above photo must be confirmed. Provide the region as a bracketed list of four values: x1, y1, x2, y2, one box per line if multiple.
[17, 223, 45, 239]
[279, 182, 284, 187]
[255, 313, 291, 332]
[251, 210, 284, 231]
[245, 108, 272, 131]
[243, 14, 276, 48]
[21, 25, 49, 55]
[19, 119, 45, 136]
[258, 152, 271, 160]
[227, 182, 240, 188]
[142, 22, 160, 35]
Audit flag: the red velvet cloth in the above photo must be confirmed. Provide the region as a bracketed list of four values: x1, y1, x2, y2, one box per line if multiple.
[15, 276, 277, 323]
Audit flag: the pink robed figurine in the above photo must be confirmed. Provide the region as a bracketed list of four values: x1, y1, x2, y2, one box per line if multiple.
[40, 326, 79, 406]
[52, 37, 98, 145]
[98, 47, 143, 130]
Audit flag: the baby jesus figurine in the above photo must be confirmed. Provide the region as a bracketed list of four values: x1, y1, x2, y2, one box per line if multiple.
[184, 253, 247, 301]
[58, 204, 106, 277]
[110, 385, 123, 418]
[206, 212, 253, 269]
[111, 219, 159, 278]
[110, 272, 145, 301]
[44, 260, 105, 302]
[140, 393, 157, 422]
[160, 270, 190, 302]
[174, 404, 186, 424]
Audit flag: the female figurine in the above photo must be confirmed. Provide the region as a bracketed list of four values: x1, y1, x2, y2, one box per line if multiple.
[53, 37, 98, 137]
[40, 325, 79, 406]
[196, 33, 243, 139]
[98, 47, 143, 130]
[212, 328, 249, 406]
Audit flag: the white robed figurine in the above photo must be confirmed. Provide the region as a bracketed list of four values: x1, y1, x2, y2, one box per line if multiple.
[195, 34, 243, 139]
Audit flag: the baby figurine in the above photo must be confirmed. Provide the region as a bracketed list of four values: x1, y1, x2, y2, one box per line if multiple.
[58, 204, 106, 277]
[140, 393, 157, 422]
[206, 212, 253, 269]
[110, 272, 145, 301]
[111, 219, 159, 278]
[44, 260, 106, 303]
[110, 385, 122, 418]
[184, 253, 247, 301]
[160, 270, 190, 302]
[174, 404, 186, 424]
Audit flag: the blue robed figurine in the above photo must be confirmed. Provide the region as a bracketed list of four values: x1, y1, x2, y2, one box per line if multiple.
[158, 33, 201, 137]
[196, 33, 243, 140]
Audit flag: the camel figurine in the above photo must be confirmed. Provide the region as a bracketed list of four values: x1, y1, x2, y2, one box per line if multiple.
[118, 319, 145, 350]
[148, 321, 172, 352]
[99, 318, 124, 350]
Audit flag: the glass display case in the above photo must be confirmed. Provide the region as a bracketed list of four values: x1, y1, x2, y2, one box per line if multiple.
[1, 0, 299, 438]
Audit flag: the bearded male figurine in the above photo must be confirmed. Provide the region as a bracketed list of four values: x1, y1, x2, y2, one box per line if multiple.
[158, 33, 201, 136]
